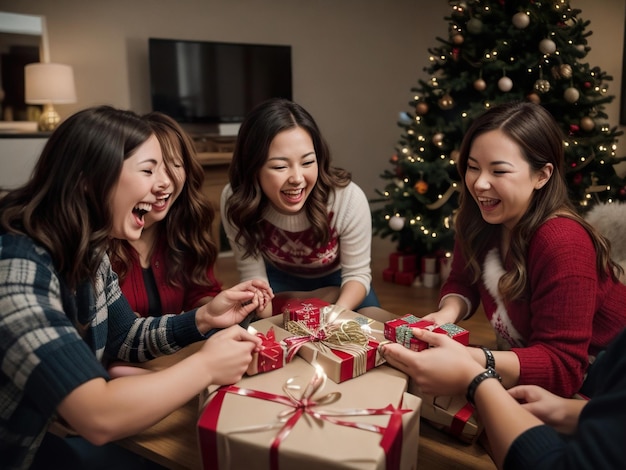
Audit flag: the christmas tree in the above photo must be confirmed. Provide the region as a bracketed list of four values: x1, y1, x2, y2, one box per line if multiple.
[372, 0, 626, 257]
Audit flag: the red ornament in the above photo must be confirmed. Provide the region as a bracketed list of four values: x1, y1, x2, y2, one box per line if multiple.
[569, 124, 580, 135]
[584, 82, 592, 88]
[451, 48, 460, 61]
[570, 162, 578, 169]
[620, 187, 626, 199]
[390, 154, 399, 163]
[573, 173, 583, 185]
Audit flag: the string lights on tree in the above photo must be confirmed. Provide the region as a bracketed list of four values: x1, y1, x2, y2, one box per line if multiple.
[372, 0, 626, 257]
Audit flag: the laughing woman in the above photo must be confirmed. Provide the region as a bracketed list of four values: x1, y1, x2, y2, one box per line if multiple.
[409, 101, 626, 398]
[0, 106, 272, 469]
[108, 112, 222, 317]
[221, 98, 381, 317]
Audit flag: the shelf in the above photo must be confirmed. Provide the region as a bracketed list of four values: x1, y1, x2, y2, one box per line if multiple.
[195, 152, 232, 166]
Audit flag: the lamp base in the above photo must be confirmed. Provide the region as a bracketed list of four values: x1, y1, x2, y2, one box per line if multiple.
[38, 103, 61, 132]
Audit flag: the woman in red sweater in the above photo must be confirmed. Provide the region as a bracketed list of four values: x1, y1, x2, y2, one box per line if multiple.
[412, 101, 626, 397]
[109, 112, 222, 316]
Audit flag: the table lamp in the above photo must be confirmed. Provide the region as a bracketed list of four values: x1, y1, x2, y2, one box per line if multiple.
[24, 62, 76, 131]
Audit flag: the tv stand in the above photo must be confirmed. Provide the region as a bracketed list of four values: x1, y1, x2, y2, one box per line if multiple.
[191, 134, 235, 251]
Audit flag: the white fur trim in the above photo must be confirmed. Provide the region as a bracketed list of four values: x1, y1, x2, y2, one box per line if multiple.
[483, 248, 525, 348]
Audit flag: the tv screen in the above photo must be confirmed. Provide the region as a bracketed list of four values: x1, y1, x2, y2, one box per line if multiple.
[148, 38, 292, 124]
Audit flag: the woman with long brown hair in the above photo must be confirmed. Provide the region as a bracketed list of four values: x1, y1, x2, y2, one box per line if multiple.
[221, 98, 380, 316]
[405, 101, 626, 397]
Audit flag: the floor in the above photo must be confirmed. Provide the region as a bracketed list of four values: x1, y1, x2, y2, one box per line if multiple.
[214, 236, 497, 348]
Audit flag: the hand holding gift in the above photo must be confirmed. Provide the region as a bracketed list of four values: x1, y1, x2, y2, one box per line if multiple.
[381, 328, 487, 443]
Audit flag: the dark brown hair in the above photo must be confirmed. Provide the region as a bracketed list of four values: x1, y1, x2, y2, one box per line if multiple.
[455, 101, 621, 301]
[225, 98, 351, 258]
[0, 106, 152, 290]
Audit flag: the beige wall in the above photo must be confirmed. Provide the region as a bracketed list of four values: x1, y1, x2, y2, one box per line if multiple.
[0, 0, 624, 194]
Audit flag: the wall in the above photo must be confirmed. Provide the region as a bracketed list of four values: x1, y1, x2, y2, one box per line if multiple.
[0, 0, 624, 193]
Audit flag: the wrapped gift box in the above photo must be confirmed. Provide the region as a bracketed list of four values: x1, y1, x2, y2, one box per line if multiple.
[389, 252, 417, 273]
[279, 308, 389, 383]
[408, 379, 482, 444]
[198, 349, 421, 470]
[394, 271, 417, 286]
[383, 267, 396, 283]
[281, 298, 330, 330]
[246, 327, 287, 376]
[384, 315, 469, 351]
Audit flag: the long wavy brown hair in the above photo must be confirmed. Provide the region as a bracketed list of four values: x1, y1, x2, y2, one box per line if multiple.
[108, 112, 218, 288]
[455, 101, 621, 302]
[0, 106, 153, 290]
[225, 98, 351, 258]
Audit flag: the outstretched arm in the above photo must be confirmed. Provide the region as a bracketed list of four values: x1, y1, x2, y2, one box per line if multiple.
[58, 325, 262, 445]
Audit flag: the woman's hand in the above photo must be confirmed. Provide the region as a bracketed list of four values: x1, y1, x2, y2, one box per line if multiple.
[380, 328, 484, 396]
[196, 280, 273, 332]
[507, 385, 587, 434]
[200, 325, 263, 385]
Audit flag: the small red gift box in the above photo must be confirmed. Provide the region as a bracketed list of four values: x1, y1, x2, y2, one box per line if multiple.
[384, 314, 422, 343]
[382, 267, 396, 283]
[246, 327, 287, 376]
[281, 298, 330, 330]
[384, 314, 469, 351]
[389, 252, 417, 273]
[394, 271, 417, 286]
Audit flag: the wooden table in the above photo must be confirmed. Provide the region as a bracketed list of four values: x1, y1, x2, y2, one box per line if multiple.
[118, 338, 496, 470]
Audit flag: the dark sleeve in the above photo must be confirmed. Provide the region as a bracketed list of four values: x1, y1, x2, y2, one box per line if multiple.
[505, 329, 626, 470]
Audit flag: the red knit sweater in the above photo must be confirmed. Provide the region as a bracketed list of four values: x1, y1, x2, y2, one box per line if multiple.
[441, 217, 626, 396]
[118, 235, 221, 317]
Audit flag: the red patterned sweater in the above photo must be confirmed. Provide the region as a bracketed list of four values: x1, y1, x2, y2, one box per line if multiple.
[440, 217, 626, 396]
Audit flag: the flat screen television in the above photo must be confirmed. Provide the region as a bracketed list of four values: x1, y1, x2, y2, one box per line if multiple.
[148, 38, 292, 124]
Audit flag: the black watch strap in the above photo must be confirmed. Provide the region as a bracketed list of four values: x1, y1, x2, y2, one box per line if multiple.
[466, 368, 502, 406]
[480, 346, 496, 370]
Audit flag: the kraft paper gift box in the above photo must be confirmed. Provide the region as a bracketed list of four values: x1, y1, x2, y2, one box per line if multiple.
[384, 315, 469, 351]
[246, 327, 287, 376]
[408, 379, 483, 444]
[198, 353, 422, 470]
[278, 307, 389, 383]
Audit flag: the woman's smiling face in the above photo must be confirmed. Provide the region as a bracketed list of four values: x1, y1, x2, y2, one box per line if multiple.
[259, 127, 318, 215]
[465, 129, 551, 231]
[110, 134, 164, 240]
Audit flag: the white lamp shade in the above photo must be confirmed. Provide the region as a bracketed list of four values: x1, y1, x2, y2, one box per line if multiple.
[25, 62, 77, 104]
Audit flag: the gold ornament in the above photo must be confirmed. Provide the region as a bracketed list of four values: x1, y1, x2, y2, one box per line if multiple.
[473, 78, 486, 91]
[451, 33, 464, 45]
[438, 94, 454, 110]
[527, 92, 541, 104]
[432, 132, 445, 145]
[415, 180, 429, 195]
[564, 87, 580, 103]
[580, 116, 595, 131]
[415, 102, 429, 115]
[560, 64, 573, 79]
[534, 79, 551, 94]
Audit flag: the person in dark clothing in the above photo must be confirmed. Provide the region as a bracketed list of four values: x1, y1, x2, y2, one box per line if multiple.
[381, 325, 626, 469]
